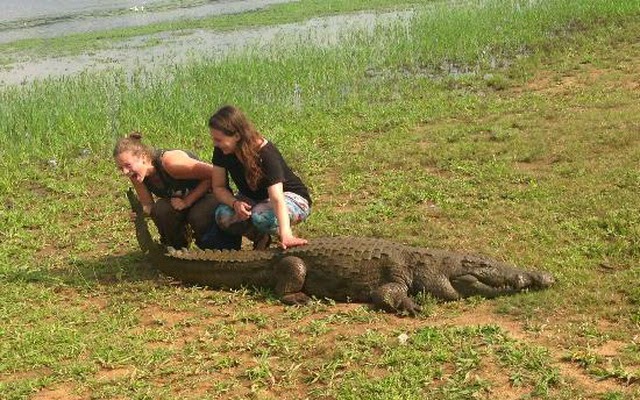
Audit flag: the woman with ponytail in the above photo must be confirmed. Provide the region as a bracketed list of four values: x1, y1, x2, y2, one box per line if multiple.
[114, 132, 240, 250]
[208, 105, 312, 250]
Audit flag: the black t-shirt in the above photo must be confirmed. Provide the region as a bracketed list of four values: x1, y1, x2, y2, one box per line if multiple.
[212, 142, 311, 205]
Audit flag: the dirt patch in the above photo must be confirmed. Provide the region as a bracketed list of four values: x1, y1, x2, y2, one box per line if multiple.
[0, 368, 52, 384]
[513, 154, 563, 173]
[430, 303, 631, 396]
[31, 384, 85, 400]
[139, 305, 193, 328]
[478, 359, 530, 400]
[95, 366, 136, 381]
[594, 340, 626, 358]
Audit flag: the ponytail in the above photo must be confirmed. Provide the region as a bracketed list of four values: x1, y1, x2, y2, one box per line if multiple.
[113, 131, 154, 159]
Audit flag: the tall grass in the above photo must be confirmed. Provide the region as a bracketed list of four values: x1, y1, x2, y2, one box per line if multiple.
[1, 0, 638, 172]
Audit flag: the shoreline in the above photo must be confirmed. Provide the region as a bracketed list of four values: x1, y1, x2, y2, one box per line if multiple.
[0, 0, 297, 45]
[0, 10, 412, 86]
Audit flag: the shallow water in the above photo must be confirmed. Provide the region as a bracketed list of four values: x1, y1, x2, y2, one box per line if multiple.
[0, 9, 413, 86]
[3, 0, 163, 21]
[0, 0, 297, 44]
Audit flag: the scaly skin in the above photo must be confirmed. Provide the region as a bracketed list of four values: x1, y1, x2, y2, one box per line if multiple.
[127, 189, 554, 315]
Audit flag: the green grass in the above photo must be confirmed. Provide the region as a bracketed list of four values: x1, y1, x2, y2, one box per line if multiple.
[1, 0, 640, 398]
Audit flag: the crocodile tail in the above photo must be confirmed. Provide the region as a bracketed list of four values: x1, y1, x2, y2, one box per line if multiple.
[126, 188, 157, 254]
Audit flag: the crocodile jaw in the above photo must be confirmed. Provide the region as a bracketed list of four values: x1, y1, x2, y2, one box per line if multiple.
[450, 270, 555, 298]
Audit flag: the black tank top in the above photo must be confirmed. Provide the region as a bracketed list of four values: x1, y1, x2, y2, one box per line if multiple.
[143, 150, 201, 198]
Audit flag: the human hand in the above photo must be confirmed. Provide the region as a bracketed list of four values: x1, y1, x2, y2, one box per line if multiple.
[233, 200, 252, 220]
[171, 197, 189, 211]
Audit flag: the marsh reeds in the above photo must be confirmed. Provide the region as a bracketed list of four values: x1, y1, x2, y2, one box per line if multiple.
[1, 0, 637, 165]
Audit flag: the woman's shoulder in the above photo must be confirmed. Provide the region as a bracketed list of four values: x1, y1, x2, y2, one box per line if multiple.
[159, 150, 183, 166]
[161, 149, 209, 171]
[162, 149, 192, 158]
[212, 146, 235, 164]
[259, 140, 281, 155]
[162, 149, 203, 162]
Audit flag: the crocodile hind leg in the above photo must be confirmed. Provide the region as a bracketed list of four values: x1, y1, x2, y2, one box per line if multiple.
[274, 256, 311, 305]
[371, 283, 422, 316]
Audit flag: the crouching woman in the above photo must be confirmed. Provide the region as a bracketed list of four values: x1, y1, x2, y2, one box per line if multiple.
[114, 132, 240, 250]
[208, 105, 312, 250]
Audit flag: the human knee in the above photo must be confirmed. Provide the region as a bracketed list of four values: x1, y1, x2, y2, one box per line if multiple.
[150, 199, 183, 228]
[187, 201, 215, 234]
[214, 204, 235, 230]
[151, 198, 174, 219]
[251, 211, 277, 233]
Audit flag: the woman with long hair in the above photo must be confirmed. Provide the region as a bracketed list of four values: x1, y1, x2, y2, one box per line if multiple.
[208, 105, 312, 249]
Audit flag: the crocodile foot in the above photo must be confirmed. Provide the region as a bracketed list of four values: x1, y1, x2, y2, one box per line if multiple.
[398, 298, 422, 317]
[281, 292, 311, 305]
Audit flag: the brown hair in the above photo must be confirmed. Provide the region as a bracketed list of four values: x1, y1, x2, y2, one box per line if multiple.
[208, 105, 264, 190]
[113, 131, 155, 160]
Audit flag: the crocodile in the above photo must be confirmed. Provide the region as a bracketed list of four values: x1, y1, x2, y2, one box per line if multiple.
[127, 189, 554, 315]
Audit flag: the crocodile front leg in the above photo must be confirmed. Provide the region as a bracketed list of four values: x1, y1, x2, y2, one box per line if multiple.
[274, 256, 311, 305]
[371, 283, 422, 316]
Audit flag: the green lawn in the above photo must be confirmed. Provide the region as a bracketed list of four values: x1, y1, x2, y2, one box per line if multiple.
[1, 0, 639, 398]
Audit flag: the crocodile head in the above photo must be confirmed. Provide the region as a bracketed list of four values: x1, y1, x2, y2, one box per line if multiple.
[449, 255, 555, 298]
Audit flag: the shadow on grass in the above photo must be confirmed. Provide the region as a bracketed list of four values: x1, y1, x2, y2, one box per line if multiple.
[1, 251, 163, 288]
[2, 250, 284, 304]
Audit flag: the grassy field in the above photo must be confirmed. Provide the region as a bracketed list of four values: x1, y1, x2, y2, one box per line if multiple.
[1, 0, 639, 398]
